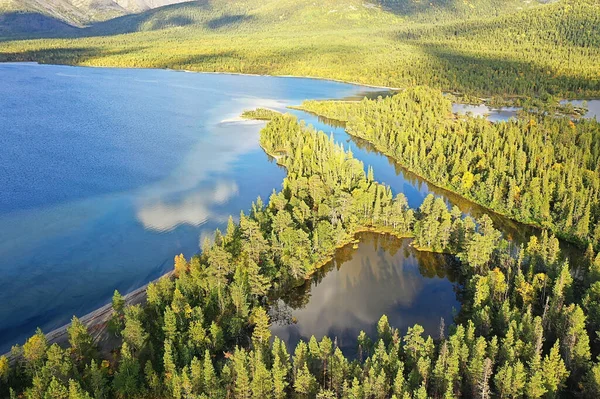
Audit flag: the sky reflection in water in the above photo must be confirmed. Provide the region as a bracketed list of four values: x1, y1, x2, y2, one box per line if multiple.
[271, 233, 459, 356]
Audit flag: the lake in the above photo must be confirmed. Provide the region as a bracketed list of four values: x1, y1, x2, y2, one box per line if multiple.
[0, 62, 583, 354]
[0, 62, 385, 352]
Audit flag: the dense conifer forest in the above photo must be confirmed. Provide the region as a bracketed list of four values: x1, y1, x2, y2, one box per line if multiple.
[2, 113, 600, 398]
[298, 87, 600, 249]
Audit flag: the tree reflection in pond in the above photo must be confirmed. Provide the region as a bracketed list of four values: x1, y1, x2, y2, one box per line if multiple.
[270, 232, 460, 357]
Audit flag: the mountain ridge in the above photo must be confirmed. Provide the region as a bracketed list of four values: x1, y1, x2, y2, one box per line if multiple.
[0, 0, 192, 26]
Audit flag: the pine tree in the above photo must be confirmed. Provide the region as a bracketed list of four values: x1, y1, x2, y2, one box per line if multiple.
[251, 307, 271, 351]
[273, 345, 290, 399]
[203, 350, 218, 397]
[68, 380, 92, 399]
[45, 377, 69, 399]
[541, 341, 569, 395]
[526, 353, 547, 399]
[377, 315, 392, 345]
[0, 355, 9, 383]
[85, 360, 109, 399]
[174, 253, 188, 277]
[393, 363, 406, 397]
[23, 328, 48, 375]
[123, 305, 148, 354]
[295, 364, 317, 398]
[67, 316, 95, 366]
[561, 304, 591, 374]
[112, 343, 140, 399]
[109, 290, 125, 336]
[251, 352, 272, 399]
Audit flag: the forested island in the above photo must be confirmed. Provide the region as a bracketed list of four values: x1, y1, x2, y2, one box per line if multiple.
[2, 111, 600, 398]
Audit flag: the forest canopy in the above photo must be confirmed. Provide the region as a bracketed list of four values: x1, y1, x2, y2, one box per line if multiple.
[298, 86, 600, 249]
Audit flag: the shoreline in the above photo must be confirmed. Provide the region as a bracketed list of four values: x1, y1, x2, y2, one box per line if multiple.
[293, 105, 587, 250]
[3, 271, 174, 362]
[1, 61, 403, 92]
[4, 61, 598, 102]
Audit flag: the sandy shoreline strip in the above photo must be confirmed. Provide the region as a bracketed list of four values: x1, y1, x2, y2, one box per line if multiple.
[3, 271, 174, 362]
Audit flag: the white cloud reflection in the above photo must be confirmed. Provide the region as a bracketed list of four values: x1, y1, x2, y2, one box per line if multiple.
[137, 180, 238, 232]
[133, 97, 290, 233]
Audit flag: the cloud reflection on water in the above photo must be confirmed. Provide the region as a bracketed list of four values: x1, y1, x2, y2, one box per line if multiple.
[137, 180, 238, 232]
[271, 234, 459, 356]
[0, 63, 384, 352]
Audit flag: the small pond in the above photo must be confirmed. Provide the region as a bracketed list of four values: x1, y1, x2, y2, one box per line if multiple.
[270, 233, 460, 356]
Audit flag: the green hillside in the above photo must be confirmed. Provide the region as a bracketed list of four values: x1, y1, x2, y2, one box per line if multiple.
[0, 0, 599, 96]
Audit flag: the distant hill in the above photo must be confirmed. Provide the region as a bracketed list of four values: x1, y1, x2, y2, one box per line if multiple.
[0, 0, 192, 35]
[0, 0, 124, 26]
[0, 0, 598, 98]
[76, 0, 551, 37]
[0, 0, 545, 31]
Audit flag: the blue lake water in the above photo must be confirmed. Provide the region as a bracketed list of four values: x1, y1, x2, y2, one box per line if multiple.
[0, 63, 389, 351]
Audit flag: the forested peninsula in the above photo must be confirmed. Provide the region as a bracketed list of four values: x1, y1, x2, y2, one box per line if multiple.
[2, 111, 600, 398]
[298, 87, 600, 249]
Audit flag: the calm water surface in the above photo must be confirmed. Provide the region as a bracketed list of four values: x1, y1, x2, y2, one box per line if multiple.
[271, 233, 459, 356]
[0, 63, 383, 351]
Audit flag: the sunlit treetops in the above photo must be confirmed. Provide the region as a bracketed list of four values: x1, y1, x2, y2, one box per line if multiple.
[298, 86, 600, 248]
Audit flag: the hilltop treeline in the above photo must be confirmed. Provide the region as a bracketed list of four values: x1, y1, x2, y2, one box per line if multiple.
[299, 86, 600, 248]
[3, 114, 600, 398]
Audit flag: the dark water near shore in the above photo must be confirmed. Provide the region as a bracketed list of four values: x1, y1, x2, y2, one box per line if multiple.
[271, 233, 459, 356]
[0, 62, 587, 354]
